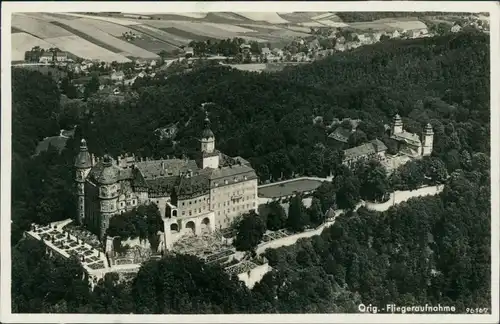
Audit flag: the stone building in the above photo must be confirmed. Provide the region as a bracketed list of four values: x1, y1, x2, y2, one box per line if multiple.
[390, 114, 434, 157]
[341, 114, 434, 166]
[74, 117, 258, 250]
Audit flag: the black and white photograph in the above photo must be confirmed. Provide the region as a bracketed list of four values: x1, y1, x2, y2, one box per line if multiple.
[1, 1, 498, 323]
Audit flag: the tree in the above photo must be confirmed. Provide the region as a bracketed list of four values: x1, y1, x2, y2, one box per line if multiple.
[287, 195, 309, 232]
[313, 181, 337, 213]
[308, 197, 325, 226]
[347, 130, 368, 148]
[266, 201, 287, 231]
[83, 74, 100, 100]
[233, 210, 266, 252]
[422, 157, 448, 184]
[357, 159, 391, 202]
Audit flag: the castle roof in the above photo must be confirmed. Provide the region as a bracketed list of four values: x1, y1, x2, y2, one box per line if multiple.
[201, 117, 215, 139]
[343, 139, 388, 161]
[391, 131, 421, 146]
[134, 158, 199, 180]
[74, 139, 92, 169]
[175, 172, 211, 199]
[90, 155, 121, 185]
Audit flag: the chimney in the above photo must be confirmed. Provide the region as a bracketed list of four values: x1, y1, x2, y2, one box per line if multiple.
[117, 155, 122, 166]
[161, 161, 165, 170]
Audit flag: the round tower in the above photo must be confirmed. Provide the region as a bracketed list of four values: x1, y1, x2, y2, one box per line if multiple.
[74, 139, 92, 225]
[200, 116, 215, 153]
[392, 114, 403, 135]
[96, 155, 119, 239]
[200, 115, 220, 169]
[422, 123, 434, 156]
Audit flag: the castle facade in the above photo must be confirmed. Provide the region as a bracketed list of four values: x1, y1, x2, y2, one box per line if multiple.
[74, 118, 258, 250]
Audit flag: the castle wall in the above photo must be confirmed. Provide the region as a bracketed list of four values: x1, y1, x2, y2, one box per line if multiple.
[177, 193, 211, 218]
[210, 179, 258, 229]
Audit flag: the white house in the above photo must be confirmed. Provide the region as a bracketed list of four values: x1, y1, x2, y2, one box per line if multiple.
[451, 24, 462, 33]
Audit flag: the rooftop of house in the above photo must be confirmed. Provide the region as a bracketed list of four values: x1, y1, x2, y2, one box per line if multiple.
[329, 126, 353, 143]
[391, 131, 421, 146]
[343, 139, 388, 160]
[261, 47, 271, 54]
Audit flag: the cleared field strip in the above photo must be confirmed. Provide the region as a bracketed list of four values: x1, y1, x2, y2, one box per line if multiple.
[146, 20, 237, 38]
[55, 13, 141, 25]
[49, 20, 123, 54]
[11, 32, 56, 61]
[70, 18, 137, 36]
[201, 22, 257, 33]
[12, 14, 72, 38]
[298, 21, 330, 28]
[44, 35, 131, 62]
[46, 18, 159, 58]
[237, 23, 283, 31]
[159, 27, 217, 42]
[235, 12, 289, 24]
[131, 24, 190, 46]
[316, 20, 349, 27]
[285, 25, 312, 33]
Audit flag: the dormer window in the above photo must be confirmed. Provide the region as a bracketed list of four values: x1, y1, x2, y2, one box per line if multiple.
[244, 176, 248, 180]
[224, 180, 228, 185]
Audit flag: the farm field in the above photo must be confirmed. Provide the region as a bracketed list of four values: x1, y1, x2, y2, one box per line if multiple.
[45, 17, 160, 58]
[11, 32, 56, 61]
[54, 13, 141, 25]
[44, 35, 131, 62]
[235, 12, 289, 24]
[159, 27, 218, 42]
[65, 17, 137, 37]
[12, 13, 72, 38]
[130, 24, 191, 46]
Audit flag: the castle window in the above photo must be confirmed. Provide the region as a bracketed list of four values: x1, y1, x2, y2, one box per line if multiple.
[182, 211, 185, 216]
[182, 202, 185, 206]
[199, 208, 201, 213]
[189, 201, 192, 205]
[189, 210, 192, 216]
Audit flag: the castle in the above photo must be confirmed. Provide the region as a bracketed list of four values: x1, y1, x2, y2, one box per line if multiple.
[342, 114, 434, 166]
[390, 114, 434, 157]
[74, 117, 258, 250]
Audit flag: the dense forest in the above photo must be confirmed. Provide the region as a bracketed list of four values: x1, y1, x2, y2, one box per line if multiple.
[335, 11, 476, 23]
[11, 32, 490, 313]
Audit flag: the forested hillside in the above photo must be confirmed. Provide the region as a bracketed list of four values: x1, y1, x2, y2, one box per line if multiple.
[11, 32, 490, 313]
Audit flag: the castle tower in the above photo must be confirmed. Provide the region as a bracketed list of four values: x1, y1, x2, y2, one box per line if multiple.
[96, 155, 119, 239]
[422, 123, 434, 156]
[392, 114, 403, 135]
[74, 139, 92, 225]
[200, 116, 219, 169]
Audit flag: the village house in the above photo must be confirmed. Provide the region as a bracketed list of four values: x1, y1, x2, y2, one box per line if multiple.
[261, 47, 271, 57]
[135, 59, 147, 70]
[110, 71, 125, 82]
[307, 39, 321, 51]
[39, 52, 53, 64]
[184, 47, 194, 58]
[272, 48, 283, 57]
[240, 44, 251, 54]
[451, 24, 462, 33]
[138, 71, 147, 78]
[150, 59, 157, 67]
[343, 139, 388, 167]
[55, 52, 68, 62]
